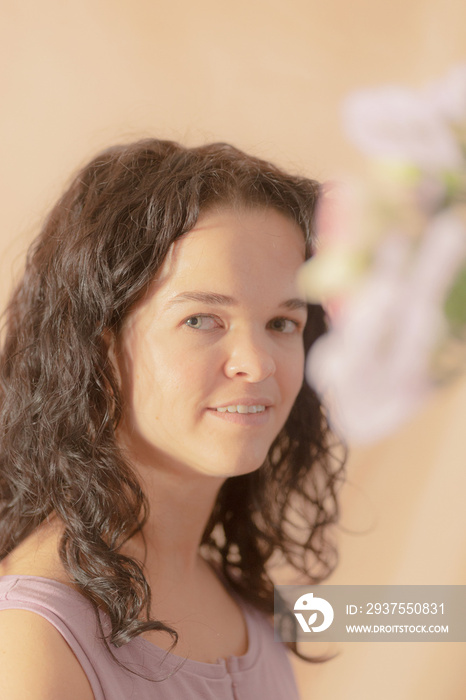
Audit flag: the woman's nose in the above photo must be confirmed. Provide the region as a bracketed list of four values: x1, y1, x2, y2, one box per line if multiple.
[223, 331, 276, 382]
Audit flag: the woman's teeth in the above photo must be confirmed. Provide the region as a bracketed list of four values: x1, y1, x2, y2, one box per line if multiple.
[215, 405, 266, 414]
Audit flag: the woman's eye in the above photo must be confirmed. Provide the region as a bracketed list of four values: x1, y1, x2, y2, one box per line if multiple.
[184, 315, 220, 330]
[269, 317, 300, 333]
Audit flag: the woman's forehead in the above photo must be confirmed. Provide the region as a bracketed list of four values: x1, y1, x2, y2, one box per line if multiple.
[161, 206, 303, 278]
[121, 207, 306, 330]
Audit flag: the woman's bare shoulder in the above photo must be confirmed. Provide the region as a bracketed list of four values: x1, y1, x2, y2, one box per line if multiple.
[0, 516, 69, 583]
[0, 519, 93, 697]
[0, 608, 95, 700]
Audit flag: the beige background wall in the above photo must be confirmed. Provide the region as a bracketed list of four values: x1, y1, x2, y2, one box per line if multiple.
[1, 1, 465, 698]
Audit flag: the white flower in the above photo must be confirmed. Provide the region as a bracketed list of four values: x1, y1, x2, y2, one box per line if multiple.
[343, 86, 463, 169]
[423, 64, 466, 123]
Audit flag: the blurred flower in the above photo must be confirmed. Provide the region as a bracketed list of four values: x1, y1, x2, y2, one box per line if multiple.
[299, 181, 370, 313]
[343, 86, 463, 169]
[306, 213, 466, 443]
[423, 64, 466, 123]
[301, 66, 466, 444]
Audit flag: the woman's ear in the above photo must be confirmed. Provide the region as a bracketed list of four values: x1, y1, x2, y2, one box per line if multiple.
[102, 328, 123, 392]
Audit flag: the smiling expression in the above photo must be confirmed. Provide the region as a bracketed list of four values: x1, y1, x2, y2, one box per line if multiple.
[113, 206, 308, 479]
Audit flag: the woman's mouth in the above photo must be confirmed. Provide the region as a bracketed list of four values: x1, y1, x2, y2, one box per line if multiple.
[206, 405, 271, 425]
[214, 404, 266, 414]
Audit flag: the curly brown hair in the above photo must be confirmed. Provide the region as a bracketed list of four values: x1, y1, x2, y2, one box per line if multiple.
[0, 139, 345, 661]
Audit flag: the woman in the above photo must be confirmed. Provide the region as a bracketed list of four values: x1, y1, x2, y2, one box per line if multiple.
[0, 139, 343, 699]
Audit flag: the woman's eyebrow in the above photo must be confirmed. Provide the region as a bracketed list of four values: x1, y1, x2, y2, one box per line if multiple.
[164, 291, 308, 310]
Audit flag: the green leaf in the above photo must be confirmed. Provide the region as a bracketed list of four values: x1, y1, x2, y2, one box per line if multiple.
[444, 264, 466, 332]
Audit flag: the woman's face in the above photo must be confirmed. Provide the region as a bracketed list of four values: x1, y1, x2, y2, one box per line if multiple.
[114, 206, 308, 479]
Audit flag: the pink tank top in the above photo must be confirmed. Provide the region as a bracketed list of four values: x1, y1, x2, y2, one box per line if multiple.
[0, 575, 300, 699]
